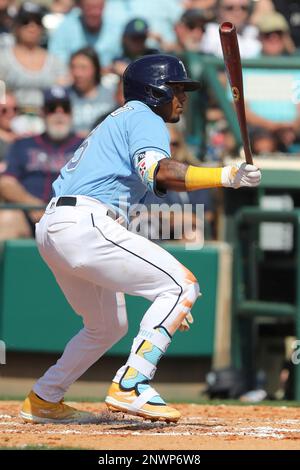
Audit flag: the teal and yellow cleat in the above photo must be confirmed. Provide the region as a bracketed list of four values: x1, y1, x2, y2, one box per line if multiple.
[105, 382, 181, 423]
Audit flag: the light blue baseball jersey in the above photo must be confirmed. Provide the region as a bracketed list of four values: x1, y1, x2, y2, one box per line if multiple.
[53, 101, 171, 218]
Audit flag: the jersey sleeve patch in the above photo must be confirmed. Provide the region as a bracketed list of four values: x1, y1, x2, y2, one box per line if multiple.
[133, 150, 167, 194]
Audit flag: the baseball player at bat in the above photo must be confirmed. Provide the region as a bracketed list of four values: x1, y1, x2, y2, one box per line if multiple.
[20, 54, 261, 424]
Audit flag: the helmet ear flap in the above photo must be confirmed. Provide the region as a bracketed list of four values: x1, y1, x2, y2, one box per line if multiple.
[144, 84, 174, 106]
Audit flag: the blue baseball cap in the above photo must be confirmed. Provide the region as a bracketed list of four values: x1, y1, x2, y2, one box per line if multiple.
[123, 18, 148, 37]
[43, 86, 71, 106]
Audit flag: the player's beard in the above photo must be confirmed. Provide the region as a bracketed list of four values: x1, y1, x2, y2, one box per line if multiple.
[170, 115, 180, 123]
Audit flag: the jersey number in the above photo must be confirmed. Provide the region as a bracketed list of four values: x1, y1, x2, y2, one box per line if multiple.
[66, 141, 88, 172]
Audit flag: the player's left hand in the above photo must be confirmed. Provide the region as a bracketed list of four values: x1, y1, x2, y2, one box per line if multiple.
[222, 162, 261, 189]
[179, 312, 194, 332]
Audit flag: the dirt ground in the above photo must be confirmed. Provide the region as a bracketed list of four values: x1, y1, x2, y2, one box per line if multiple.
[0, 401, 300, 450]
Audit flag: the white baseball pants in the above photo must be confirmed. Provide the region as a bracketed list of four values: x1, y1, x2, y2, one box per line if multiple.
[33, 196, 199, 402]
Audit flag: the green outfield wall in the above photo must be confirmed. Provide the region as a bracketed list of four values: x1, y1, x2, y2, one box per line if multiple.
[0, 240, 231, 358]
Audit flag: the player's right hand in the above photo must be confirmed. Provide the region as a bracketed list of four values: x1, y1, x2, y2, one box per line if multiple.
[221, 162, 261, 189]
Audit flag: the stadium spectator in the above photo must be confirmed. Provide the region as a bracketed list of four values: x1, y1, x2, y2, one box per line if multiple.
[0, 86, 83, 241]
[112, 18, 159, 76]
[170, 9, 208, 53]
[182, 0, 216, 21]
[244, 12, 300, 147]
[250, 127, 279, 155]
[49, 0, 121, 68]
[273, 0, 300, 50]
[69, 47, 117, 136]
[276, 127, 300, 154]
[0, 90, 18, 171]
[0, 0, 16, 47]
[43, 0, 75, 35]
[206, 121, 236, 161]
[258, 12, 296, 57]
[0, 2, 69, 116]
[114, 0, 183, 44]
[201, 0, 261, 58]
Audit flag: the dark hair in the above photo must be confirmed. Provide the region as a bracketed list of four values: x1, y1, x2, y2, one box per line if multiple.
[70, 47, 101, 85]
[14, 2, 45, 26]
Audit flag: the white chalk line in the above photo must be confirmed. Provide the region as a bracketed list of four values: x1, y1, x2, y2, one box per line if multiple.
[1, 422, 300, 440]
[1, 414, 300, 440]
[2, 414, 299, 425]
[0, 427, 287, 439]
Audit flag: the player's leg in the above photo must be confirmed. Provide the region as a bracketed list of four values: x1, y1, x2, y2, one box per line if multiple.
[28, 201, 199, 422]
[85, 213, 200, 422]
[33, 277, 128, 402]
[21, 271, 127, 423]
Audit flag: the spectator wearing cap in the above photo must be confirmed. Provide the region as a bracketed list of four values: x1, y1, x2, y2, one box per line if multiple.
[201, 0, 261, 58]
[69, 47, 118, 136]
[0, 86, 83, 241]
[257, 12, 296, 57]
[243, 12, 300, 152]
[49, 0, 122, 68]
[0, 2, 69, 117]
[120, 0, 183, 46]
[169, 9, 208, 53]
[272, 0, 300, 50]
[112, 18, 159, 76]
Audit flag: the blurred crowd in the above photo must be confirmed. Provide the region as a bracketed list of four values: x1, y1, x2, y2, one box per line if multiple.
[1, 0, 300, 242]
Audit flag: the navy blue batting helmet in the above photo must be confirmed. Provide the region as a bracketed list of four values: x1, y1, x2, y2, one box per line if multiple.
[123, 54, 201, 107]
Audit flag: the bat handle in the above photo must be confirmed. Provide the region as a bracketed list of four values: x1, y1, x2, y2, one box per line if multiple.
[243, 145, 253, 165]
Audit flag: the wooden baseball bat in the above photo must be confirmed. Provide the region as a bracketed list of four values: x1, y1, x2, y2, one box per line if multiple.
[219, 22, 253, 165]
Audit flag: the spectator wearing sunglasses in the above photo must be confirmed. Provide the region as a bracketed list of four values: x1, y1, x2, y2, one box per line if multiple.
[243, 12, 300, 153]
[0, 2, 69, 118]
[0, 90, 19, 170]
[201, 0, 261, 58]
[258, 12, 296, 57]
[0, 86, 83, 241]
[167, 9, 208, 54]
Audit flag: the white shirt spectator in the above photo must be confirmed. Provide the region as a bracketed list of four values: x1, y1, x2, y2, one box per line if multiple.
[202, 22, 261, 58]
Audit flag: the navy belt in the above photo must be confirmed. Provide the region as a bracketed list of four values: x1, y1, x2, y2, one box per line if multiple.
[56, 196, 118, 221]
[56, 196, 77, 207]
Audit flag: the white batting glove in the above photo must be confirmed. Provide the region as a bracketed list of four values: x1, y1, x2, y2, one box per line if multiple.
[179, 312, 194, 332]
[221, 162, 261, 189]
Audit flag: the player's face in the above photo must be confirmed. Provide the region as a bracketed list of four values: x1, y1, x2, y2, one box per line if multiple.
[158, 84, 187, 123]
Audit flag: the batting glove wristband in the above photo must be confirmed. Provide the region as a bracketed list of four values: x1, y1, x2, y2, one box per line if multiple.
[221, 162, 261, 189]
